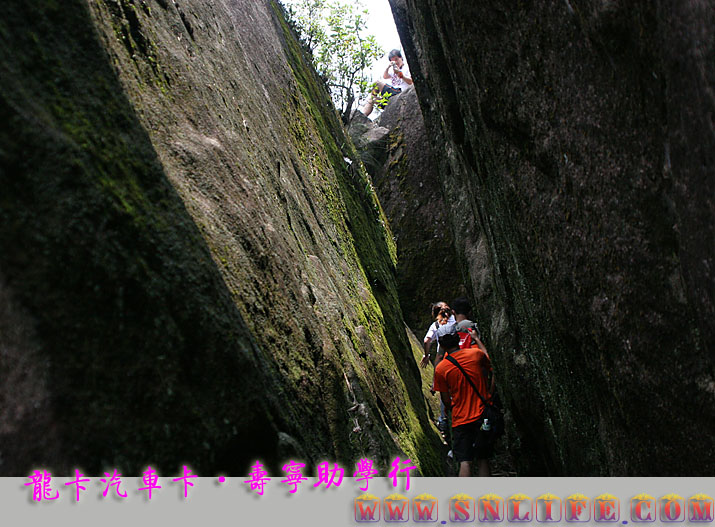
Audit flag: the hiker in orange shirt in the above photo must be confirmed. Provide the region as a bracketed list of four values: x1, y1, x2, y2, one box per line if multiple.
[433, 323, 495, 477]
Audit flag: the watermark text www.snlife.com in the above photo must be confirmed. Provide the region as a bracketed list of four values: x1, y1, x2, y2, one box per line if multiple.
[353, 492, 714, 523]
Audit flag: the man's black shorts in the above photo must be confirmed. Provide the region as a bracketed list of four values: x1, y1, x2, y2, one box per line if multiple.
[379, 84, 402, 96]
[452, 418, 494, 462]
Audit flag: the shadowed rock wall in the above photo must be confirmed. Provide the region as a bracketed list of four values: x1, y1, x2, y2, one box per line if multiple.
[390, 0, 714, 475]
[0, 0, 444, 475]
[349, 89, 466, 335]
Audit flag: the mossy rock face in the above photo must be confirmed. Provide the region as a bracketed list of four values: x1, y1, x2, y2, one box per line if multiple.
[349, 89, 467, 335]
[390, 0, 714, 475]
[0, 0, 444, 475]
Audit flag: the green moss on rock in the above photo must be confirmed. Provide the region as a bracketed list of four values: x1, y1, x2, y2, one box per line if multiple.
[0, 0, 444, 476]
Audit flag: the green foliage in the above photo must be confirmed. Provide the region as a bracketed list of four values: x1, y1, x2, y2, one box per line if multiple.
[284, 0, 383, 121]
[372, 82, 393, 109]
[287, 0, 326, 51]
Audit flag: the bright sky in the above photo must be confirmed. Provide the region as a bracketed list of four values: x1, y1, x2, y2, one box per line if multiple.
[361, 0, 405, 78]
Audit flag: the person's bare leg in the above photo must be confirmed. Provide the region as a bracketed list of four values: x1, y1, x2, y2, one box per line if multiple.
[360, 80, 386, 116]
[477, 458, 491, 477]
[458, 461, 472, 477]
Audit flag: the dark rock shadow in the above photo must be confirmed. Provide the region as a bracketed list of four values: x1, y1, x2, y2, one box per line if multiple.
[0, 0, 283, 476]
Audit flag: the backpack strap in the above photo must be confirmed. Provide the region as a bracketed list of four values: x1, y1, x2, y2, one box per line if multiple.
[444, 353, 490, 407]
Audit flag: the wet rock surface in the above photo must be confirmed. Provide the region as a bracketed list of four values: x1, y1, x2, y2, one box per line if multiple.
[390, 0, 714, 475]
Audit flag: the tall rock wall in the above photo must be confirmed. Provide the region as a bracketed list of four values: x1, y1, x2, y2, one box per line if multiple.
[349, 89, 466, 334]
[390, 0, 714, 475]
[0, 0, 444, 475]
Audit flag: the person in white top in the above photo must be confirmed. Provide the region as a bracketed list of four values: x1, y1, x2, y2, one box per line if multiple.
[420, 302, 455, 432]
[360, 49, 413, 116]
[421, 303, 455, 367]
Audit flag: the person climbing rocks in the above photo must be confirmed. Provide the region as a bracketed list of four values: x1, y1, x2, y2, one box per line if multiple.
[452, 296, 482, 347]
[421, 302, 454, 368]
[360, 49, 413, 116]
[432, 323, 494, 477]
[420, 302, 456, 368]
[451, 296, 496, 397]
[450, 297, 499, 401]
[421, 301, 455, 433]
